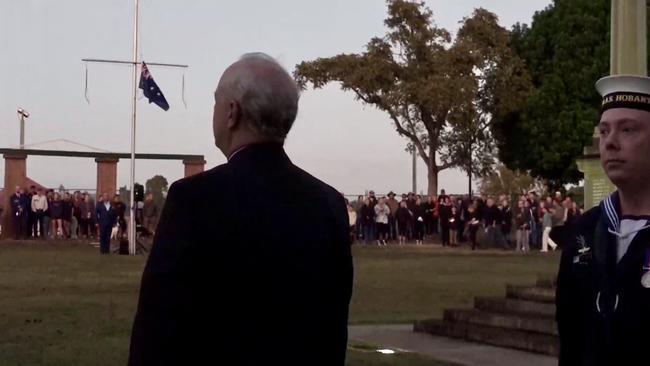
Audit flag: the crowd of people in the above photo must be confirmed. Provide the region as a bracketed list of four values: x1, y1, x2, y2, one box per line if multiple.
[5, 185, 160, 242]
[345, 189, 583, 251]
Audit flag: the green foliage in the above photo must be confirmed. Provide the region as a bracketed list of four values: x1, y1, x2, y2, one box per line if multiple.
[145, 175, 168, 209]
[494, 0, 611, 184]
[478, 165, 543, 198]
[295, 0, 528, 194]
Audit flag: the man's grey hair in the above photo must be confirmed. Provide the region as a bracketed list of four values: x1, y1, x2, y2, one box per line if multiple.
[223, 52, 300, 140]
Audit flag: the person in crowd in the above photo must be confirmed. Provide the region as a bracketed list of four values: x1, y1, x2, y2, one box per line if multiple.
[421, 195, 433, 237]
[142, 193, 159, 235]
[483, 198, 504, 248]
[562, 198, 572, 225]
[43, 190, 54, 239]
[412, 198, 426, 245]
[49, 193, 64, 239]
[80, 194, 95, 239]
[386, 192, 399, 241]
[71, 193, 81, 239]
[427, 196, 438, 236]
[527, 192, 541, 249]
[439, 196, 452, 246]
[438, 189, 448, 205]
[516, 200, 531, 253]
[467, 204, 481, 250]
[475, 195, 487, 223]
[62, 193, 73, 238]
[395, 201, 412, 245]
[500, 199, 513, 247]
[354, 195, 364, 241]
[27, 185, 37, 238]
[31, 189, 48, 239]
[112, 195, 127, 238]
[368, 190, 378, 207]
[95, 193, 117, 254]
[367, 191, 378, 242]
[374, 197, 390, 246]
[567, 201, 582, 225]
[79, 193, 89, 238]
[347, 203, 357, 244]
[361, 198, 375, 245]
[10, 186, 29, 240]
[449, 206, 459, 246]
[459, 197, 470, 243]
[544, 196, 554, 211]
[541, 206, 557, 252]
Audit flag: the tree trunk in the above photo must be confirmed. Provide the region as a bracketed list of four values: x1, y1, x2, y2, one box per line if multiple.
[427, 164, 438, 197]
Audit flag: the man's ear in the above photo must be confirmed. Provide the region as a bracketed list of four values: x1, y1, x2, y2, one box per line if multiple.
[227, 101, 242, 130]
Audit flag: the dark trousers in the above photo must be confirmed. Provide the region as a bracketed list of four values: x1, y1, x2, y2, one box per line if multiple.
[31, 213, 39, 238]
[441, 224, 450, 246]
[469, 225, 479, 250]
[414, 221, 424, 241]
[12, 214, 27, 239]
[388, 216, 397, 240]
[432, 217, 439, 235]
[34, 212, 45, 238]
[457, 221, 465, 242]
[362, 223, 373, 244]
[424, 216, 432, 236]
[99, 224, 112, 254]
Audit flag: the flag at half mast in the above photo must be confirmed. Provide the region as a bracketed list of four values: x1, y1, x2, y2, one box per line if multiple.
[139, 62, 170, 111]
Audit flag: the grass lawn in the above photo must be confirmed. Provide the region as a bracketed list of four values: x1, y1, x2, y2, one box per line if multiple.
[0, 240, 560, 365]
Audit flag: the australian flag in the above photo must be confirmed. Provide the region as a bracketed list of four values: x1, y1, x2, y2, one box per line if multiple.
[139, 62, 169, 111]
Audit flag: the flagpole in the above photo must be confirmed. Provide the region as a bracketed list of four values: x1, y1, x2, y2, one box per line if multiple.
[128, 0, 140, 255]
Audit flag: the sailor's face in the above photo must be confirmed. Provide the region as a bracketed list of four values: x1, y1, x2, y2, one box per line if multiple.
[599, 108, 650, 187]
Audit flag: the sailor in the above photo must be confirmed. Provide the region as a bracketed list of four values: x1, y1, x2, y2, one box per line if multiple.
[556, 75, 650, 365]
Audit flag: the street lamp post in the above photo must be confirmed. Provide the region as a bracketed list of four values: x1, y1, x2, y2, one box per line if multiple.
[17, 108, 29, 149]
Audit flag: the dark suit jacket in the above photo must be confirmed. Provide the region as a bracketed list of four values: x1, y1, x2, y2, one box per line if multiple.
[95, 202, 117, 228]
[128, 143, 353, 366]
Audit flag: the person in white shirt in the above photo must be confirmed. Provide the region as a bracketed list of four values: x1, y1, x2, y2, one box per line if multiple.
[31, 189, 48, 239]
[374, 198, 390, 246]
[347, 204, 357, 244]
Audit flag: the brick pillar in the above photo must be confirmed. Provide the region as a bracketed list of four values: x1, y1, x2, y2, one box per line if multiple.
[96, 158, 119, 198]
[183, 159, 206, 177]
[2, 154, 27, 239]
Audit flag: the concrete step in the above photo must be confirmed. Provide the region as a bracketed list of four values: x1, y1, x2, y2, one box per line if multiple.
[474, 297, 556, 318]
[414, 318, 559, 357]
[506, 285, 555, 303]
[443, 309, 557, 336]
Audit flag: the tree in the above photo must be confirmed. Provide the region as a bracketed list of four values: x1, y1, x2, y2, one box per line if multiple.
[145, 175, 168, 209]
[478, 165, 544, 199]
[493, 0, 611, 185]
[294, 0, 530, 195]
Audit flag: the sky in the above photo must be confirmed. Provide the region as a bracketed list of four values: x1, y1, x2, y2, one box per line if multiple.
[0, 0, 551, 196]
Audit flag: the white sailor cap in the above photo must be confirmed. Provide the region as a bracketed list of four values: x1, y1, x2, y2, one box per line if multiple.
[596, 74, 650, 113]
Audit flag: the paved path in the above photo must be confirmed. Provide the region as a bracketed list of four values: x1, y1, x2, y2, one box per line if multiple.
[349, 324, 557, 366]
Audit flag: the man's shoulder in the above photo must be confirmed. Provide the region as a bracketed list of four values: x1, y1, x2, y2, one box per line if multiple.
[167, 163, 232, 197]
[290, 164, 344, 202]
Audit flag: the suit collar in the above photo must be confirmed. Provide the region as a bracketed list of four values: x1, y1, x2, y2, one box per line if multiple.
[227, 142, 290, 166]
